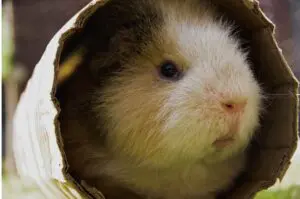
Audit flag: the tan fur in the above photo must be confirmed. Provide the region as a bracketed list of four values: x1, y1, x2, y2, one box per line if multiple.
[57, 0, 263, 199]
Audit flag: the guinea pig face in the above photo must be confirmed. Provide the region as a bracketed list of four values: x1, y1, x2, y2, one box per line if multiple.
[96, 11, 262, 166]
[155, 18, 263, 161]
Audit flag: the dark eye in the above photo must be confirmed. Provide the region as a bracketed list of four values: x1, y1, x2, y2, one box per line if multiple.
[159, 61, 182, 81]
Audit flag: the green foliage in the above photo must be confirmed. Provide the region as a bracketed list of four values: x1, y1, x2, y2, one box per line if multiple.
[255, 186, 300, 199]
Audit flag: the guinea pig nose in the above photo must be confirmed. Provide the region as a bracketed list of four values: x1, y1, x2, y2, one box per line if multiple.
[221, 100, 247, 113]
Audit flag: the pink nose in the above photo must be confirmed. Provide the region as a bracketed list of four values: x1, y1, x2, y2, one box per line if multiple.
[221, 100, 247, 113]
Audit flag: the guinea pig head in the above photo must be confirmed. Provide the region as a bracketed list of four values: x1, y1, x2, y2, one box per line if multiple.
[94, 3, 263, 167]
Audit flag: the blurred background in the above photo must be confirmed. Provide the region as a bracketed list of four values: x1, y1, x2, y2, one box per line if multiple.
[2, 0, 300, 198]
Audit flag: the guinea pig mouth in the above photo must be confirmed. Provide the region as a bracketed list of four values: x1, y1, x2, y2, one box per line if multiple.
[213, 135, 235, 148]
[212, 117, 240, 148]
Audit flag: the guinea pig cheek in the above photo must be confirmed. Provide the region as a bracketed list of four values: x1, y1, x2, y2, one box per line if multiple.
[157, 88, 227, 158]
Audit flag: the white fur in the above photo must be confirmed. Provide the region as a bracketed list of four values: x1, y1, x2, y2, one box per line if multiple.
[83, 1, 263, 198]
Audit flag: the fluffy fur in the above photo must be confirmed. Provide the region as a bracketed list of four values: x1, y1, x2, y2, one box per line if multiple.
[57, 0, 263, 198]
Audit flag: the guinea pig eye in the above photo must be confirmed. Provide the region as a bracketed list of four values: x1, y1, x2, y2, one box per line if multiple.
[159, 61, 182, 81]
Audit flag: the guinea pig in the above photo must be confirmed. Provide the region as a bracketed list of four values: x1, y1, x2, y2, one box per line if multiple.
[57, 0, 263, 198]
